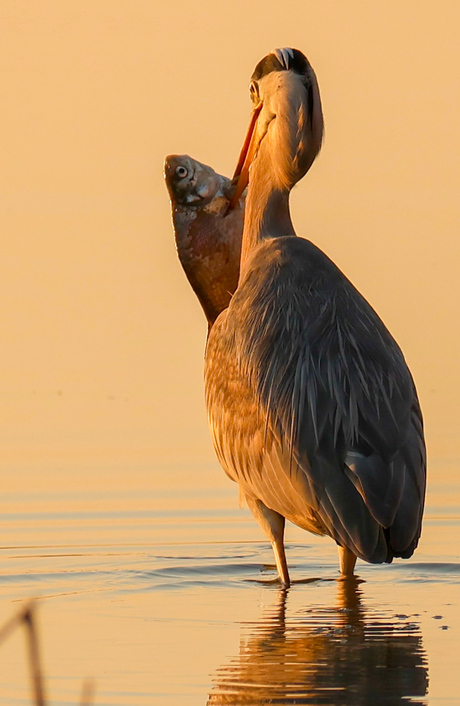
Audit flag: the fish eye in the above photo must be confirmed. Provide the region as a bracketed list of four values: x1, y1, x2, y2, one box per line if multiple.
[175, 165, 188, 179]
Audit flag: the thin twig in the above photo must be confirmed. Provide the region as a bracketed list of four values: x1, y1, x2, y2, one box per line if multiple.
[22, 603, 46, 706]
[0, 600, 94, 706]
[0, 601, 46, 706]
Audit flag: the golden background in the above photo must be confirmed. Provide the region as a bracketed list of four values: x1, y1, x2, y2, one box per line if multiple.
[1, 0, 459, 479]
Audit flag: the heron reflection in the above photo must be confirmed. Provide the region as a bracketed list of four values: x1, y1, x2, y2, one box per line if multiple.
[207, 580, 428, 705]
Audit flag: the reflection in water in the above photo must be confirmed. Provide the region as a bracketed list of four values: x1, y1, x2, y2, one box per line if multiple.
[208, 580, 428, 705]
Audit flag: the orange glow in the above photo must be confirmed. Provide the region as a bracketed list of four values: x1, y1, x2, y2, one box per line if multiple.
[0, 2, 459, 703]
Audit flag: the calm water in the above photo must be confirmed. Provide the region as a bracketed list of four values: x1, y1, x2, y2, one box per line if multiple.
[0, 457, 458, 705]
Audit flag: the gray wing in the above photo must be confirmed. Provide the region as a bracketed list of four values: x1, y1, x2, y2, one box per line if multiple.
[206, 236, 425, 562]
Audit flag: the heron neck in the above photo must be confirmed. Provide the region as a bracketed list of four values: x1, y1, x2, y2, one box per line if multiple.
[239, 163, 295, 275]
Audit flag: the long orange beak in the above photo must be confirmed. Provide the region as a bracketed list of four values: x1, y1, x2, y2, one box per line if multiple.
[228, 103, 262, 210]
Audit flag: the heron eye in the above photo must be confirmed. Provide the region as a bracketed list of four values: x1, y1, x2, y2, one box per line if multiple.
[249, 81, 259, 102]
[175, 165, 188, 179]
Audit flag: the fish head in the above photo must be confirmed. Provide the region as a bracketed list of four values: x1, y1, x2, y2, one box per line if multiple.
[164, 154, 223, 207]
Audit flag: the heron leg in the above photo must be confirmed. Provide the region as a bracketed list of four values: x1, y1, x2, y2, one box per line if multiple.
[337, 545, 357, 577]
[245, 496, 290, 587]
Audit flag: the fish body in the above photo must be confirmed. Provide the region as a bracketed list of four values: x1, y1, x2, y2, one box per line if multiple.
[164, 154, 244, 325]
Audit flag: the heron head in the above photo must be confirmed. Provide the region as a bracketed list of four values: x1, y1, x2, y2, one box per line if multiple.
[228, 48, 323, 209]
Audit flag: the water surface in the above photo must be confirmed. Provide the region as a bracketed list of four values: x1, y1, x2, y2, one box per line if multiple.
[0, 458, 458, 704]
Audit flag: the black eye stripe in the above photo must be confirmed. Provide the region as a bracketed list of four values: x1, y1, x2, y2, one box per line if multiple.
[251, 53, 284, 80]
[251, 48, 312, 81]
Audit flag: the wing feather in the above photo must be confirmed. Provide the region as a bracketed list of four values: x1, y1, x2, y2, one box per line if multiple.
[205, 236, 426, 562]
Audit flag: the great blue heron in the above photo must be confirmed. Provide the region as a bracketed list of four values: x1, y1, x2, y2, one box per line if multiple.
[204, 48, 426, 586]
